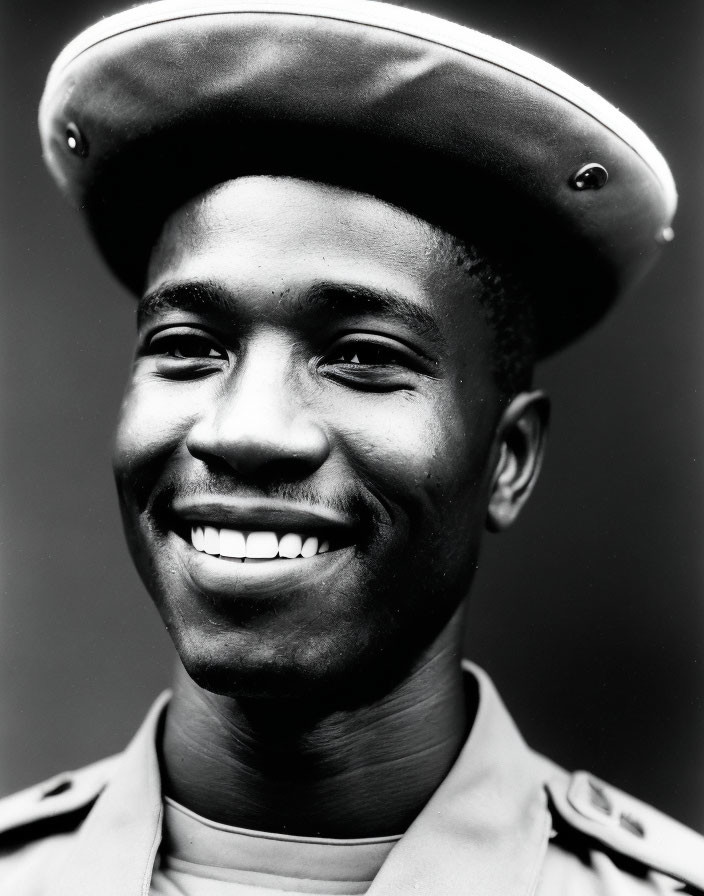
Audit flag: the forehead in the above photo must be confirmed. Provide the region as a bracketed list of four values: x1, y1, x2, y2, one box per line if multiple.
[147, 176, 463, 309]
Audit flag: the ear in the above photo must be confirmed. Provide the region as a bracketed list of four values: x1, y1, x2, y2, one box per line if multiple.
[486, 390, 550, 532]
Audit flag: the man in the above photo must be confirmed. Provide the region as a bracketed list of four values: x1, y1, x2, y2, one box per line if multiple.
[1, 0, 701, 893]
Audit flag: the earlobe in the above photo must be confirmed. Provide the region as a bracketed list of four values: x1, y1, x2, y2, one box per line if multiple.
[486, 390, 549, 532]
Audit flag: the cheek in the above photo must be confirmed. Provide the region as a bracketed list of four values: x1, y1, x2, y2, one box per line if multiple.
[329, 389, 495, 529]
[113, 378, 200, 489]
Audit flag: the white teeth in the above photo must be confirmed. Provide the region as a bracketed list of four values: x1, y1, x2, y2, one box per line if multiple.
[220, 529, 246, 558]
[203, 526, 220, 555]
[191, 526, 205, 551]
[190, 527, 333, 560]
[301, 536, 319, 558]
[246, 531, 279, 559]
[278, 533, 303, 558]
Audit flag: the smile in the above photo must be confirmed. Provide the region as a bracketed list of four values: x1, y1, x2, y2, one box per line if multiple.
[177, 524, 355, 599]
[191, 526, 331, 560]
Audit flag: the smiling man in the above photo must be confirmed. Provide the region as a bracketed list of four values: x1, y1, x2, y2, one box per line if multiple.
[120, 173, 530, 844]
[1, 1, 702, 894]
[122, 176, 531, 711]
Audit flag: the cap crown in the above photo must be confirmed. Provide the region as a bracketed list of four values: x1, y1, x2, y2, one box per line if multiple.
[39, 0, 677, 355]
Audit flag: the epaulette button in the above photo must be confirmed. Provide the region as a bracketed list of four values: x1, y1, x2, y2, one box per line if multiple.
[41, 778, 72, 799]
[573, 774, 646, 839]
[619, 812, 645, 838]
[588, 780, 612, 815]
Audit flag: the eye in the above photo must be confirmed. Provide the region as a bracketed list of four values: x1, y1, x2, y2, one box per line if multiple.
[147, 329, 227, 360]
[140, 326, 229, 379]
[319, 335, 430, 392]
[328, 343, 406, 367]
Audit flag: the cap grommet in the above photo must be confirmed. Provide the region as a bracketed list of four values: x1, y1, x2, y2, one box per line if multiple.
[65, 122, 88, 158]
[570, 162, 608, 190]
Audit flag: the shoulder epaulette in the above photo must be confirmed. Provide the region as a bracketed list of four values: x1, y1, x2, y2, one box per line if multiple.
[546, 771, 704, 893]
[0, 755, 118, 843]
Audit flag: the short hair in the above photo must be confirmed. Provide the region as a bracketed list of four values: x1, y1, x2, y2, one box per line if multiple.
[430, 228, 537, 399]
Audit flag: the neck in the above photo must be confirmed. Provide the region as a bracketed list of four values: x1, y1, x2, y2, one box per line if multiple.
[160, 610, 474, 838]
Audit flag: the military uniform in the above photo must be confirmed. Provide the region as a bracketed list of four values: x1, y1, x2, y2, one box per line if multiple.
[0, 665, 701, 895]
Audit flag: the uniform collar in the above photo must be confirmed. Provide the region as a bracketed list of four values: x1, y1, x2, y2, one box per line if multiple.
[50, 690, 168, 896]
[368, 662, 552, 895]
[50, 664, 552, 896]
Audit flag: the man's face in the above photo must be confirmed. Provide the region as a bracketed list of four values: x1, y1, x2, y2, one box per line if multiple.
[114, 176, 505, 701]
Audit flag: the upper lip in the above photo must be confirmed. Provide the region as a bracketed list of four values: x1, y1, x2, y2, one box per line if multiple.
[170, 496, 355, 533]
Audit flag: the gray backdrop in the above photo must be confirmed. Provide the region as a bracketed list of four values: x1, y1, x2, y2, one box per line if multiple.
[2, 0, 703, 830]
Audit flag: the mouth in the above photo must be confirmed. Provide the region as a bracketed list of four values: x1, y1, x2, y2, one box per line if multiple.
[167, 496, 358, 576]
[189, 525, 336, 561]
[171, 519, 356, 600]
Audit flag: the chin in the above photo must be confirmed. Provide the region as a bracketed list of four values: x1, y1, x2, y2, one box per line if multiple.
[171, 624, 367, 702]
[168, 600, 461, 709]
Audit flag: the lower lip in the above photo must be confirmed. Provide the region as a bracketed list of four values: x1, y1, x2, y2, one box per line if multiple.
[178, 537, 355, 598]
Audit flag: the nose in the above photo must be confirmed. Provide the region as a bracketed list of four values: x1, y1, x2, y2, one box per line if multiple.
[186, 335, 330, 480]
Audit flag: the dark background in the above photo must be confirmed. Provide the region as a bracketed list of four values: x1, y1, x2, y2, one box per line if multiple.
[2, 0, 702, 830]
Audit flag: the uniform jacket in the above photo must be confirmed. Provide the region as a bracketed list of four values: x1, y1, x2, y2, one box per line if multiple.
[0, 664, 702, 895]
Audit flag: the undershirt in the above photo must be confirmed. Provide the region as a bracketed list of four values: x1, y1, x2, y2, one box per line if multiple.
[150, 798, 402, 896]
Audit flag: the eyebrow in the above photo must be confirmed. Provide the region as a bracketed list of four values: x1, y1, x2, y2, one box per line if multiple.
[139, 279, 445, 349]
[138, 281, 231, 326]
